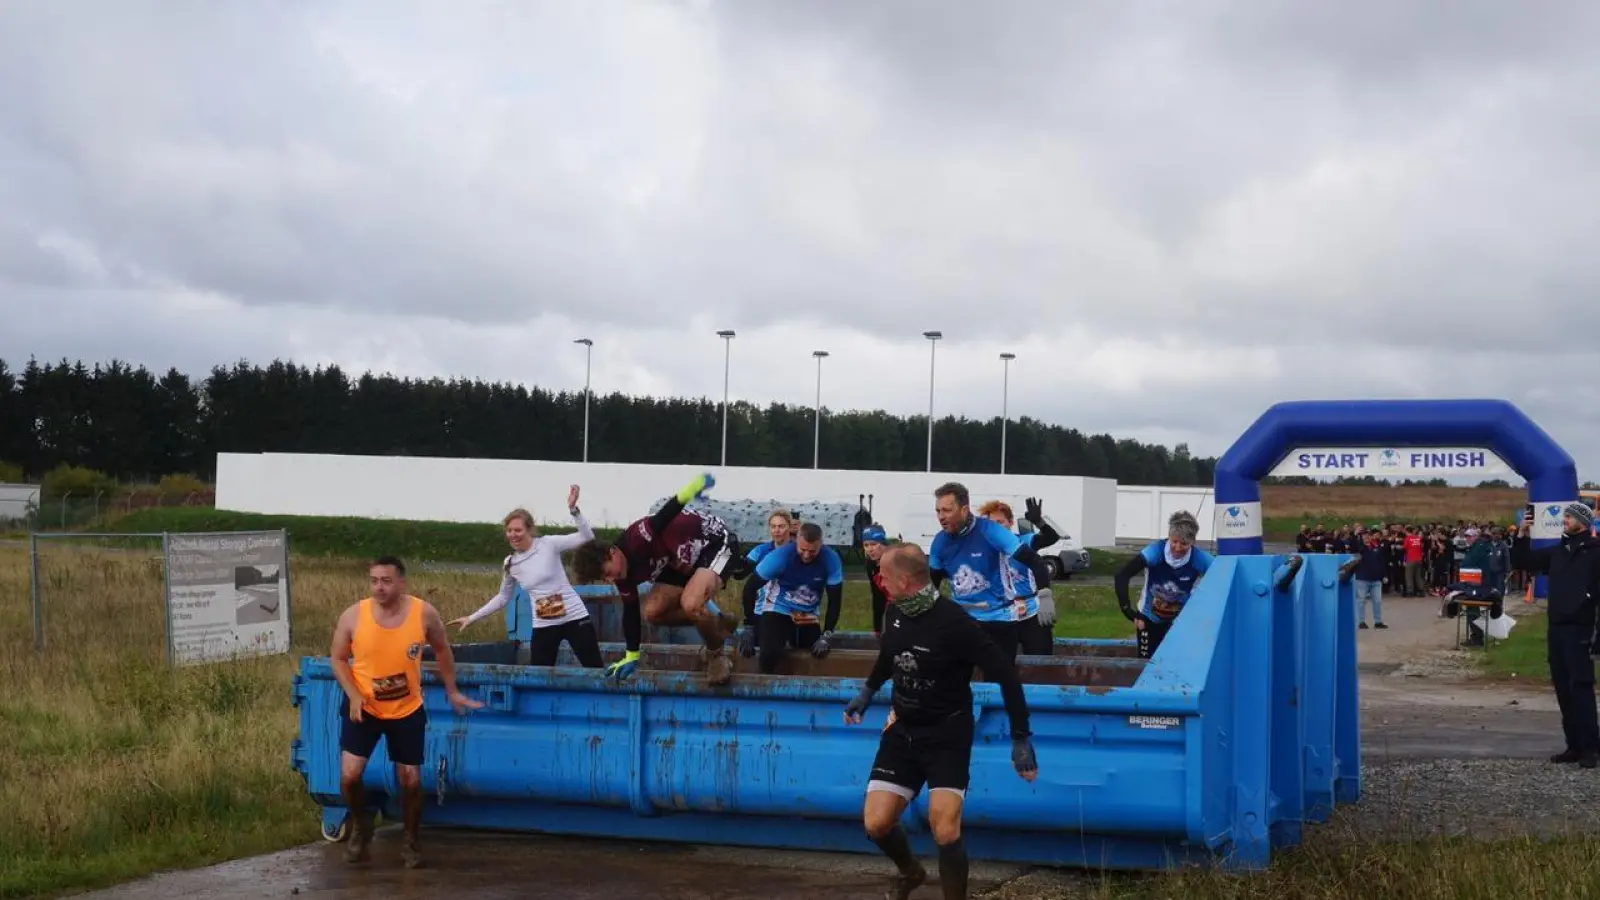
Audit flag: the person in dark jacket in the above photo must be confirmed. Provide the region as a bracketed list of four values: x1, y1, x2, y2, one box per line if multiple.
[1513, 502, 1600, 768]
[1338, 529, 1389, 629]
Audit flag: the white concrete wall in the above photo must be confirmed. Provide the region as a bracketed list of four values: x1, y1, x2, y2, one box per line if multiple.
[216, 453, 1121, 549]
[0, 483, 38, 521]
[1115, 485, 1215, 543]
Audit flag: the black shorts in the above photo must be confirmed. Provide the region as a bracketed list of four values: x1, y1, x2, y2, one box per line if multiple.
[339, 697, 427, 767]
[1136, 618, 1174, 659]
[653, 531, 745, 587]
[867, 711, 975, 799]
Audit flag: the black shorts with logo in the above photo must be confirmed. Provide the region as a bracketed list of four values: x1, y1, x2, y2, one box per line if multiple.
[867, 709, 975, 798]
[339, 696, 427, 766]
[653, 531, 746, 587]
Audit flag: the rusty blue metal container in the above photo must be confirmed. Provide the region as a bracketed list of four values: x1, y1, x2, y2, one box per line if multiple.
[289, 553, 1359, 872]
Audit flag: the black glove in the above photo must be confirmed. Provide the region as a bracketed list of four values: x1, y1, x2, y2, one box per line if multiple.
[844, 684, 875, 723]
[1024, 497, 1043, 526]
[737, 627, 756, 658]
[810, 632, 832, 658]
[1011, 737, 1038, 777]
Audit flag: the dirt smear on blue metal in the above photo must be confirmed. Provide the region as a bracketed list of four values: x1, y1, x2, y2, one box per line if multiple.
[70, 832, 1020, 900]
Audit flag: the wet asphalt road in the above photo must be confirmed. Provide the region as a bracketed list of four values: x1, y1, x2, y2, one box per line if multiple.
[70, 832, 1016, 900]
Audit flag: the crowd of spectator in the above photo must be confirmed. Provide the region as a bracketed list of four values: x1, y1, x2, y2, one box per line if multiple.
[1294, 520, 1526, 598]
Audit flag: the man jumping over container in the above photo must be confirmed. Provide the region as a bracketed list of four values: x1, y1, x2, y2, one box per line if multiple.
[1114, 511, 1213, 659]
[845, 544, 1037, 900]
[570, 473, 747, 685]
[737, 520, 844, 673]
[329, 556, 482, 869]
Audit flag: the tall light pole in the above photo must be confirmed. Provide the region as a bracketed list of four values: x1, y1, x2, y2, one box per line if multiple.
[812, 350, 829, 470]
[1000, 352, 1016, 474]
[717, 330, 735, 467]
[923, 331, 942, 473]
[574, 338, 593, 462]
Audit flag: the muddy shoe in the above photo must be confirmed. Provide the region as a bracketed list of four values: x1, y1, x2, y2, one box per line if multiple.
[401, 839, 424, 869]
[704, 648, 735, 686]
[343, 811, 374, 864]
[887, 864, 926, 900]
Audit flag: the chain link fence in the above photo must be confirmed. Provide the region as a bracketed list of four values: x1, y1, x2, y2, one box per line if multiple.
[1, 489, 213, 532]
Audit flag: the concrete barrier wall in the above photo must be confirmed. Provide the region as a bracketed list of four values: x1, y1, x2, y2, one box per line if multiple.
[216, 453, 1120, 549]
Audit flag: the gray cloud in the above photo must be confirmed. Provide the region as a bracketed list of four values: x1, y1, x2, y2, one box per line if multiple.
[2, 0, 1598, 480]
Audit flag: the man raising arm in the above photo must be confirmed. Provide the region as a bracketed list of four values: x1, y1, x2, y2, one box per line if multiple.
[927, 482, 1044, 663]
[844, 544, 1037, 900]
[328, 556, 482, 869]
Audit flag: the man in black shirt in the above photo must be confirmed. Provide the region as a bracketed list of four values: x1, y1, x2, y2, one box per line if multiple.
[1513, 502, 1600, 767]
[844, 544, 1037, 900]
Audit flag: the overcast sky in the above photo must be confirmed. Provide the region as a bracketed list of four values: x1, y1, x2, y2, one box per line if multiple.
[3, 1, 1599, 479]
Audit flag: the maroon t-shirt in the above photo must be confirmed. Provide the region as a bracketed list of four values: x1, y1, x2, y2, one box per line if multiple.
[613, 507, 730, 604]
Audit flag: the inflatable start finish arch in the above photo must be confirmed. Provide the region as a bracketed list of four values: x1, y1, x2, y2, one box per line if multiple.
[1212, 399, 1579, 599]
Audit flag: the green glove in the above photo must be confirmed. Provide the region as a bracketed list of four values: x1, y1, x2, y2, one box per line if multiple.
[605, 650, 641, 680]
[675, 473, 716, 505]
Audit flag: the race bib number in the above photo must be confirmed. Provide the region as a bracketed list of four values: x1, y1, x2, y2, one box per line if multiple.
[1150, 597, 1182, 621]
[535, 594, 568, 620]
[1012, 598, 1029, 621]
[790, 611, 819, 626]
[372, 673, 410, 702]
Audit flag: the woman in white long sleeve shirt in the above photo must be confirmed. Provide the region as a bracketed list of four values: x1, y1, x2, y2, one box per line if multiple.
[448, 485, 604, 668]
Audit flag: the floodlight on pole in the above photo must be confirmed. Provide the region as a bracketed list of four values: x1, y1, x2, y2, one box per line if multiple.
[812, 350, 829, 470]
[1000, 352, 1016, 474]
[574, 338, 593, 463]
[923, 331, 942, 472]
[717, 330, 736, 467]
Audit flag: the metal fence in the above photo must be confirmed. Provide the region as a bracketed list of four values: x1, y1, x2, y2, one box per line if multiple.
[2, 491, 213, 531]
[26, 530, 294, 666]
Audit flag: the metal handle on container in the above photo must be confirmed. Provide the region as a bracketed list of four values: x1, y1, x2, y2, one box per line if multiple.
[436, 756, 448, 806]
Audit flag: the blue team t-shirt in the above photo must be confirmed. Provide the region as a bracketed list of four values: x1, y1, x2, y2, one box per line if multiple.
[1136, 539, 1214, 623]
[929, 515, 1025, 623]
[754, 541, 844, 624]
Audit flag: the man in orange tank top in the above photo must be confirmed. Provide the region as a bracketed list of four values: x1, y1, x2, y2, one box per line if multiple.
[329, 555, 481, 868]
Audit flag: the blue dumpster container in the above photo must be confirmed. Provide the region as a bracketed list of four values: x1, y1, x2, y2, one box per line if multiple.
[289, 553, 1360, 872]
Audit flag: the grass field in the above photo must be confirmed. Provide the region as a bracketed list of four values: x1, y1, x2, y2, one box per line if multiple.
[6, 538, 1597, 899]
[1260, 485, 1527, 538]
[1478, 607, 1552, 684]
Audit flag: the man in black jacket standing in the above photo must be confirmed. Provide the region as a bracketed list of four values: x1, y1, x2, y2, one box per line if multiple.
[1513, 502, 1600, 768]
[845, 543, 1037, 900]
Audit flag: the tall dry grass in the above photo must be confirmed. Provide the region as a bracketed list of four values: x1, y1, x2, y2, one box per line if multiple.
[0, 540, 493, 898]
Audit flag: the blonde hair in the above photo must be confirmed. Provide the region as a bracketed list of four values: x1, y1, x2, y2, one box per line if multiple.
[504, 508, 535, 530]
[768, 508, 796, 527]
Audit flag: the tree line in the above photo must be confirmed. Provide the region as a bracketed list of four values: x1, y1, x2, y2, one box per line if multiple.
[0, 357, 1221, 486]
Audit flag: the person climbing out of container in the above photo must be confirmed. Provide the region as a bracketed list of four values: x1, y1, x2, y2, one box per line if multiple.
[1113, 510, 1213, 660]
[844, 543, 1037, 900]
[860, 524, 893, 637]
[570, 473, 748, 686]
[926, 481, 1046, 664]
[328, 555, 483, 869]
[976, 497, 1058, 657]
[736, 521, 844, 672]
[735, 507, 797, 657]
[445, 485, 605, 668]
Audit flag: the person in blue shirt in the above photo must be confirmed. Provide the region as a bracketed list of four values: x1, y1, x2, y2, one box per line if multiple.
[1113, 510, 1213, 659]
[977, 497, 1059, 656]
[743, 507, 796, 569]
[927, 481, 1045, 663]
[737, 521, 843, 673]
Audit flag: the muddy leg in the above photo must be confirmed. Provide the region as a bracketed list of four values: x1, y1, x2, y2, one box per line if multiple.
[864, 790, 925, 899]
[396, 764, 423, 868]
[339, 752, 374, 863]
[681, 568, 738, 684]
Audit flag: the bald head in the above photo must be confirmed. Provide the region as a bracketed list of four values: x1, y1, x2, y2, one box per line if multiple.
[881, 544, 932, 600]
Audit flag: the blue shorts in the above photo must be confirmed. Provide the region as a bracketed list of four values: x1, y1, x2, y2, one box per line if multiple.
[339, 696, 427, 766]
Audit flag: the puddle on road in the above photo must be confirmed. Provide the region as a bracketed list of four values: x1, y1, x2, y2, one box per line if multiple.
[75, 831, 1002, 900]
